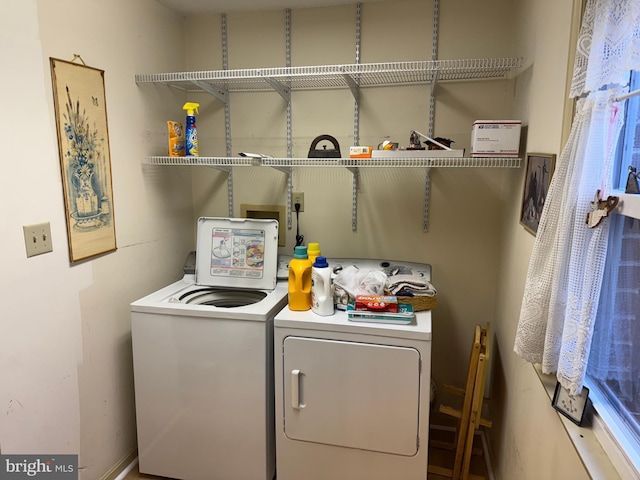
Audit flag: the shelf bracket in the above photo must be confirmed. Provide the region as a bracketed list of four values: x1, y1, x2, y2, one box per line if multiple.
[260, 74, 291, 102]
[342, 73, 360, 101]
[207, 165, 232, 174]
[192, 80, 228, 103]
[346, 167, 359, 231]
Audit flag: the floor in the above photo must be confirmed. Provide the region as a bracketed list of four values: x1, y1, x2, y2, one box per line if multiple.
[123, 424, 491, 480]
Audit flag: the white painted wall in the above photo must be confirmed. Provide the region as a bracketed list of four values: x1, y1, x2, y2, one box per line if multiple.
[1, 1, 194, 478]
[0, 0, 592, 478]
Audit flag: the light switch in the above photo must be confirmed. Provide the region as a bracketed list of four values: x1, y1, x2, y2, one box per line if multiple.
[23, 222, 53, 257]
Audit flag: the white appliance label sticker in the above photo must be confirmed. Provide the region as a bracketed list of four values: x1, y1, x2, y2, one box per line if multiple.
[209, 227, 265, 279]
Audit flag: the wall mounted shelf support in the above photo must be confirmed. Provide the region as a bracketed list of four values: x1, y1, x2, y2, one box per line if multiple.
[342, 73, 360, 100]
[262, 74, 290, 102]
[346, 167, 359, 231]
[424, 169, 432, 232]
[192, 80, 228, 103]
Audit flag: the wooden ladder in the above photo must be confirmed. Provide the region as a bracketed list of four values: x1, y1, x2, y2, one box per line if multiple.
[428, 323, 492, 480]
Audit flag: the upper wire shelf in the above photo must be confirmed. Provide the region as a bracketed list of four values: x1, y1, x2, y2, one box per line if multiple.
[144, 156, 522, 168]
[135, 58, 522, 93]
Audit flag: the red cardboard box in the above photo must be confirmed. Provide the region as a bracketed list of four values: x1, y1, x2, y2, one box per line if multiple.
[355, 295, 399, 313]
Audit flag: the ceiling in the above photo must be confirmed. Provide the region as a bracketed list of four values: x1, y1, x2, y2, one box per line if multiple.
[156, 0, 384, 15]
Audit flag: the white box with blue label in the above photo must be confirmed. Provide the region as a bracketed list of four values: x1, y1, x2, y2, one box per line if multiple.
[471, 120, 521, 157]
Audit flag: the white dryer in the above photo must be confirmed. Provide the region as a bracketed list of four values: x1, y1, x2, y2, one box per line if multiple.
[274, 258, 433, 480]
[131, 218, 288, 480]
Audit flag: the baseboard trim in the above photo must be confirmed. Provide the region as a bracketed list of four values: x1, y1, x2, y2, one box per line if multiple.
[108, 428, 493, 480]
[101, 451, 138, 480]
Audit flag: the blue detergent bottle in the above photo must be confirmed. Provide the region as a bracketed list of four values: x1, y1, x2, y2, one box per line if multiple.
[182, 102, 200, 156]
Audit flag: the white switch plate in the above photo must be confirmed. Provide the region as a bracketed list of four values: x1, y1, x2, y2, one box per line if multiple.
[23, 222, 53, 257]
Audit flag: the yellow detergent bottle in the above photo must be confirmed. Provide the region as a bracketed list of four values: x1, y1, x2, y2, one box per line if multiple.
[307, 242, 321, 265]
[182, 102, 200, 156]
[288, 245, 312, 311]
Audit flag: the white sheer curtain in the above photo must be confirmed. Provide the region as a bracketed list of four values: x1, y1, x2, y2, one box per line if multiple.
[588, 213, 636, 402]
[570, 0, 640, 98]
[514, 0, 640, 395]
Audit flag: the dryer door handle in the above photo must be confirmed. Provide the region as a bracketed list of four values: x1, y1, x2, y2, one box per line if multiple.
[291, 369, 304, 410]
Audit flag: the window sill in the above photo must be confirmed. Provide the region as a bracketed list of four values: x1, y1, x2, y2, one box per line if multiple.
[534, 364, 632, 479]
[613, 190, 640, 220]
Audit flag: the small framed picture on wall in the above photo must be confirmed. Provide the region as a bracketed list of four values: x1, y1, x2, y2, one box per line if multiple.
[551, 381, 589, 426]
[520, 153, 556, 235]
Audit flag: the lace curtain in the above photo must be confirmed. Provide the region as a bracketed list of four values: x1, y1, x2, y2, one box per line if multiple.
[588, 214, 637, 402]
[514, 0, 638, 395]
[514, 92, 624, 394]
[570, 0, 640, 98]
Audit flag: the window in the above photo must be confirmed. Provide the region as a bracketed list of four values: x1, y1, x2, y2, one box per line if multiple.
[586, 71, 640, 473]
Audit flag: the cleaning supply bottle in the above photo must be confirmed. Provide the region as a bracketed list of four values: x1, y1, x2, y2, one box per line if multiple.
[182, 102, 200, 156]
[288, 245, 312, 311]
[307, 242, 321, 265]
[311, 256, 334, 316]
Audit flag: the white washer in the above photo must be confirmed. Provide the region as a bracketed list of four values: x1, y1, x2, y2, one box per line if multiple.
[131, 218, 288, 480]
[274, 258, 432, 480]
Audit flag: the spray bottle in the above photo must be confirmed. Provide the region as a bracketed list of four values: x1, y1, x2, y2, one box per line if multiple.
[182, 102, 200, 156]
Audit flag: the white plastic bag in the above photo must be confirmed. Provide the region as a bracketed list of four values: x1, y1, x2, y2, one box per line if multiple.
[333, 266, 387, 297]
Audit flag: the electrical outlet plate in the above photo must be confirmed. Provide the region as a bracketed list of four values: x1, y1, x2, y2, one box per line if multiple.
[23, 222, 53, 257]
[292, 192, 304, 212]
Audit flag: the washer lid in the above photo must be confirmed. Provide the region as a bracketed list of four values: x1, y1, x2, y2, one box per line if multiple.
[195, 217, 279, 290]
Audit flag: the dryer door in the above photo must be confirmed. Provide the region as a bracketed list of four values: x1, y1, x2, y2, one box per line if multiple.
[282, 336, 421, 456]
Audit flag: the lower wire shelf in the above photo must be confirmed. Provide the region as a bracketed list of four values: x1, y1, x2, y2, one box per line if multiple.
[143, 155, 522, 232]
[144, 155, 521, 168]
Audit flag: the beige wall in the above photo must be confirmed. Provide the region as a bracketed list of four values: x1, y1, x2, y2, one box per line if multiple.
[491, 0, 589, 478]
[188, 0, 519, 398]
[0, 0, 593, 478]
[186, 0, 590, 478]
[1, 1, 193, 478]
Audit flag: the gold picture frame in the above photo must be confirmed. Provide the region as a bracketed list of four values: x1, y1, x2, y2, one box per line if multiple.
[50, 58, 116, 262]
[520, 153, 556, 236]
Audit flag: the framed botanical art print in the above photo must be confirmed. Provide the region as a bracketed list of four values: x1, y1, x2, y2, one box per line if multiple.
[50, 57, 117, 262]
[520, 153, 556, 235]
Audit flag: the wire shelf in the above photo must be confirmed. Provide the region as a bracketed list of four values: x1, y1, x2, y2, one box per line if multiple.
[143, 156, 522, 168]
[138, 56, 523, 233]
[135, 58, 522, 93]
